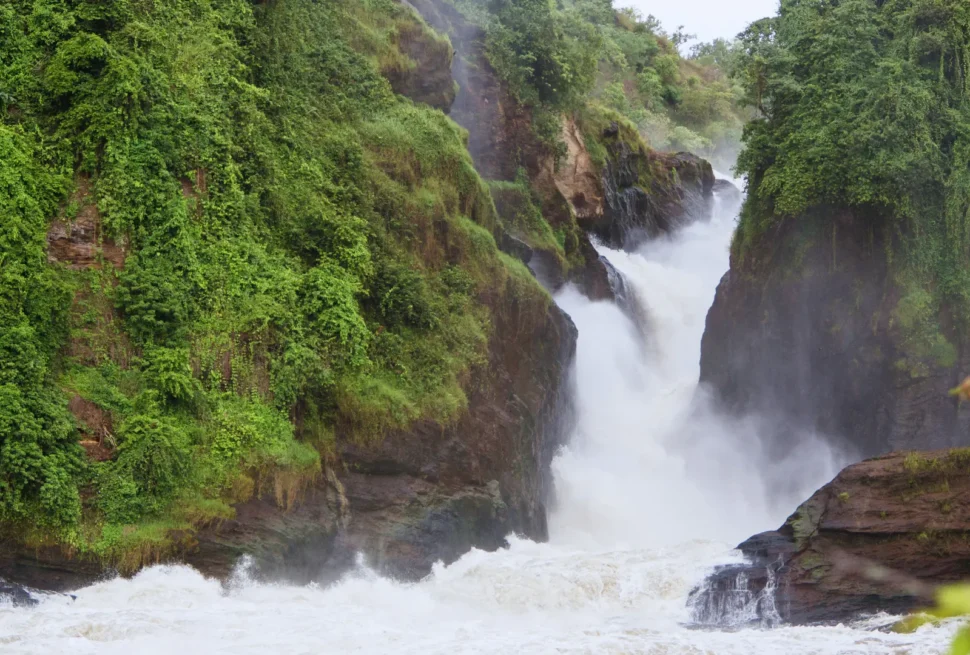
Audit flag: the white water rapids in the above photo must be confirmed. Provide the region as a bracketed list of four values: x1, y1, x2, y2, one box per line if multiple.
[0, 184, 959, 653]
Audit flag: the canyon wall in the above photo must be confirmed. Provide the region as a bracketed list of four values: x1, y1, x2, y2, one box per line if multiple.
[701, 210, 970, 459]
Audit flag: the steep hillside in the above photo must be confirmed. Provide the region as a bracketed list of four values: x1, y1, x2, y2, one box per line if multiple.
[411, 0, 716, 296]
[0, 0, 576, 586]
[700, 0, 970, 457]
[0, 0, 733, 589]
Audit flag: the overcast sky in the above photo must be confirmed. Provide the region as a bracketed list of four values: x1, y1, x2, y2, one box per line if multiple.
[616, 0, 779, 46]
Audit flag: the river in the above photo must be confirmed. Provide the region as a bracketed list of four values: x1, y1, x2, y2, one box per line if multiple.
[0, 181, 957, 654]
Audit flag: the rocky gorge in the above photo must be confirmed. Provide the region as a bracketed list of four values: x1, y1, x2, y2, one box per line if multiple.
[0, 0, 718, 596]
[5, 0, 968, 641]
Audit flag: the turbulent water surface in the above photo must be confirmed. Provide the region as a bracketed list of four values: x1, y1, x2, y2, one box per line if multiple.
[0, 183, 957, 653]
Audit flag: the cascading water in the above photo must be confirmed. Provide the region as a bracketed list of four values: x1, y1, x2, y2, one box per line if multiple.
[0, 179, 958, 654]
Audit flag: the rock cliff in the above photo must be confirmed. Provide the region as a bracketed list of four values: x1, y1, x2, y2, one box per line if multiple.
[405, 0, 714, 296]
[701, 209, 970, 458]
[187, 292, 577, 583]
[691, 449, 970, 625]
[5, 163, 577, 594]
[0, 0, 715, 595]
[0, 0, 576, 593]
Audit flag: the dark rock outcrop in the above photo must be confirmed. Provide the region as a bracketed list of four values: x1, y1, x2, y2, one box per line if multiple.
[0, 541, 104, 593]
[713, 179, 742, 216]
[690, 450, 970, 626]
[0, 579, 40, 607]
[701, 208, 970, 458]
[593, 143, 715, 251]
[545, 118, 715, 256]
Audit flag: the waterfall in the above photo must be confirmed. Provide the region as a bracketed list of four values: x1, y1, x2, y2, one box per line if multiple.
[0, 178, 954, 654]
[549, 178, 842, 552]
[687, 556, 786, 629]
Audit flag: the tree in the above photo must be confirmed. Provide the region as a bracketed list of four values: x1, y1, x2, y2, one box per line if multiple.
[486, 0, 600, 109]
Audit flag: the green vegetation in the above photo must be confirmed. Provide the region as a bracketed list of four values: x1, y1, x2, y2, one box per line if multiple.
[0, 0, 548, 567]
[454, 0, 749, 169]
[489, 172, 574, 267]
[732, 0, 970, 367]
[903, 449, 970, 477]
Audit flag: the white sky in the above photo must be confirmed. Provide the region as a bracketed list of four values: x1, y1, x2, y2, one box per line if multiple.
[616, 0, 780, 46]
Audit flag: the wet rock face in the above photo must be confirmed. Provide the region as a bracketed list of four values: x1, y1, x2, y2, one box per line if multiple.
[700, 208, 970, 458]
[0, 579, 39, 607]
[0, 540, 104, 593]
[713, 179, 742, 217]
[406, 0, 531, 182]
[689, 532, 793, 628]
[590, 139, 715, 251]
[326, 300, 577, 579]
[691, 450, 970, 626]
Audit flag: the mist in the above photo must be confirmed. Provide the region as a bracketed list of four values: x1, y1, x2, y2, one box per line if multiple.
[549, 178, 846, 550]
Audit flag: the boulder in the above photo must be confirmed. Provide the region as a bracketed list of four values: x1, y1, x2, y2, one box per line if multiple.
[0, 579, 38, 608]
[690, 450, 970, 625]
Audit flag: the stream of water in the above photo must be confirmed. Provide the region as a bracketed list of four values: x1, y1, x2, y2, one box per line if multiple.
[0, 183, 958, 653]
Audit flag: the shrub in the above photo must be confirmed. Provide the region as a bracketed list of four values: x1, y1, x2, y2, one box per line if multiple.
[114, 415, 192, 500]
[372, 261, 439, 329]
[142, 346, 201, 407]
[299, 262, 371, 370]
[485, 0, 599, 109]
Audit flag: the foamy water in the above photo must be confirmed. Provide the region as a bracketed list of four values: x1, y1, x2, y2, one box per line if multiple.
[0, 181, 957, 653]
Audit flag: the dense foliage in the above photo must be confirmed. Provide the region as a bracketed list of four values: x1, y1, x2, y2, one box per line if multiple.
[456, 0, 750, 169]
[0, 0, 545, 564]
[733, 0, 970, 364]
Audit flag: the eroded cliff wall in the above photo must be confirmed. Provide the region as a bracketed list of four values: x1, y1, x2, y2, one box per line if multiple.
[701, 210, 970, 459]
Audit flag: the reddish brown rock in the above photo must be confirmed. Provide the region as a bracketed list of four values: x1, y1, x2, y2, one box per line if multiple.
[691, 450, 970, 625]
[591, 137, 715, 250]
[68, 395, 116, 462]
[46, 178, 125, 270]
[551, 118, 605, 229]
